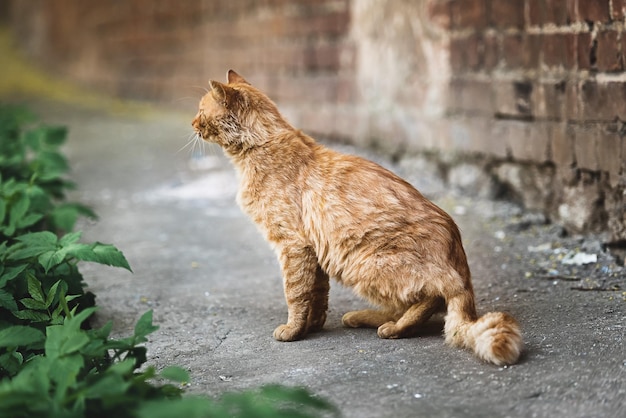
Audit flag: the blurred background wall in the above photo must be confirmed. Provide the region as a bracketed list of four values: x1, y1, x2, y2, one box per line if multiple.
[3, 0, 625, 241]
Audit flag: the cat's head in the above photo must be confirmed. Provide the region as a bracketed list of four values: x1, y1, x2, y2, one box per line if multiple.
[192, 70, 286, 153]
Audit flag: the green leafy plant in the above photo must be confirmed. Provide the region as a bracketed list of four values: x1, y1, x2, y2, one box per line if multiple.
[0, 104, 337, 418]
[0, 309, 188, 418]
[0, 104, 95, 241]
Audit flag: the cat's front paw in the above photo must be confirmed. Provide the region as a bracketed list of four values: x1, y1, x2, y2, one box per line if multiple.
[273, 324, 305, 341]
[377, 321, 401, 339]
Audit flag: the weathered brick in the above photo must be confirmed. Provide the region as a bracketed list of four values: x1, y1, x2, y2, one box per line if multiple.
[608, 81, 626, 120]
[502, 34, 542, 70]
[542, 33, 577, 70]
[577, 32, 593, 69]
[612, 0, 626, 20]
[528, 0, 571, 26]
[596, 124, 623, 186]
[484, 34, 499, 71]
[490, 0, 525, 29]
[428, 0, 452, 30]
[448, 116, 508, 156]
[494, 120, 551, 162]
[596, 30, 624, 72]
[494, 79, 534, 118]
[450, 0, 487, 30]
[565, 80, 581, 119]
[552, 122, 575, 168]
[448, 77, 494, 115]
[577, 0, 611, 22]
[573, 124, 600, 171]
[532, 80, 568, 120]
[578, 80, 626, 121]
[450, 34, 486, 73]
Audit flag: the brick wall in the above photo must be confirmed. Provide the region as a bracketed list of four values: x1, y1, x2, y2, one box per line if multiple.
[440, 0, 625, 238]
[5, 0, 626, 240]
[8, 0, 354, 103]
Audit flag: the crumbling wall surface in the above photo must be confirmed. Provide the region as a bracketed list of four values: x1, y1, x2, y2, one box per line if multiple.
[5, 0, 626, 239]
[441, 0, 625, 239]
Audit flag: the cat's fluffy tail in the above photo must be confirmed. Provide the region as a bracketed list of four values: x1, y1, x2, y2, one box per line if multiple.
[444, 294, 523, 366]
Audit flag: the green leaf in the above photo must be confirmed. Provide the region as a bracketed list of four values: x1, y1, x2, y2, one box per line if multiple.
[92, 243, 132, 271]
[15, 231, 58, 247]
[84, 372, 131, 399]
[0, 199, 6, 225]
[38, 249, 67, 274]
[160, 366, 190, 383]
[133, 310, 159, 343]
[8, 194, 30, 227]
[8, 232, 58, 261]
[0, 289, 17, 311]
[0, 326, 45, 348]
[52, 203, 96, 227]
[45, 280, 61, 308]
[19, 297, 47, 310]
[12, 309, 50, 322]
[65, 242, 132, 271]
[27, 273, 45, 303]
[137, 398, 215, 418]
[59, 231, 82, 246]
[0, 264, 27, 288]
[45, 325, 90, 359]
[0, 350, 24, 376]
[42, 125, 67, 146]
[50, 204, 80, 232]
[16, 213, 43, 229]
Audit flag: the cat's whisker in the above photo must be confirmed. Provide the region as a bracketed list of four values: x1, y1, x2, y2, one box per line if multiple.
[176, 132, 201, 155]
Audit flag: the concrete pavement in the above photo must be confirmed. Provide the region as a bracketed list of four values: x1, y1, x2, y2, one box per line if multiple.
[19, 100, 626, 418]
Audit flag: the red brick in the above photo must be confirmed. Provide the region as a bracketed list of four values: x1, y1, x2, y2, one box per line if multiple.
[608, 82, 626, 119]
[577, 0, 611, 22]
[596, 30, 624, 72]
[573, 124, 600, 171]
[542, 33, 577, 70]
[596, 125, 623, 185]
[495, 120, 551, 162]
[579, 81, 606, 120]
[494, 80, 534, 118]
[528, 0, 572, 26]
[532, 81, 568, 120]
[428, 0, 452, 30]
[577, 32, 593, 69]
[448, 77, 494, 115]
[484, 34, 499, 71]
[463, 117, 509, 157]
[450, 34, 487, 73]
[565, 80, 582, 119]
[580, 81, 626, 120]
[303, 43, 342, 72]
[612, 0, 626, 20]
[551, 123, 575, 168]
[450, 0, 487, 30]
[490, 0, 525, 29]
[502, 34, 542, 70]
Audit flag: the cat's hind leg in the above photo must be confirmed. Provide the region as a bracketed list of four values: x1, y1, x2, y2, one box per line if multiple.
[377, 297, 445, 339]
[342, 310, 397, 328]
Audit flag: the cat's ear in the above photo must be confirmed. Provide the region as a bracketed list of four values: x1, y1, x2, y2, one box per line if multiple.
[227, 69, 250, 85]
[209, 80, 235, 107]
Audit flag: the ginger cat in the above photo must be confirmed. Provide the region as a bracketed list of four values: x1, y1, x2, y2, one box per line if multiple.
[192, 70, 523, 365]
